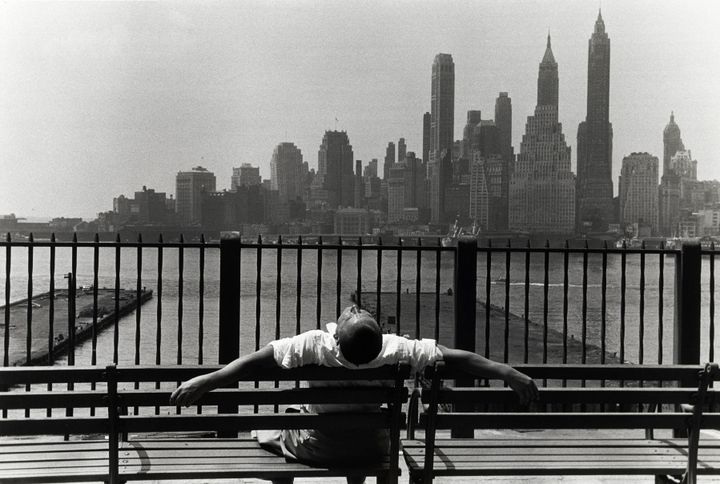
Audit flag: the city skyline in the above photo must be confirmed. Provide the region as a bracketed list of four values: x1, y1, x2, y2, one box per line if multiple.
[1, 1, 719, 219]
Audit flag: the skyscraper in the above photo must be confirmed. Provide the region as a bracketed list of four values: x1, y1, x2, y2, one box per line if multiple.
[270, 142, 304, 202]
[509, 35, 575, 234]
[384, 141, 396, 180]
[663, 112, 685, 176]
[176, 166, 216, 226]
[659, 113, 686, 235]
[537, 35, 558, 108]
[430, 53, 455, 225]
[422, 112, 431, 163]
[318, 131, 354, 208]
[494, 93, 513, 165]
[231, 163, 261, 190]
[576, 10, 614, 232]
[619, 153, 659, 235]
[398, 138, 407, 163]
[461, 110, 482, 159]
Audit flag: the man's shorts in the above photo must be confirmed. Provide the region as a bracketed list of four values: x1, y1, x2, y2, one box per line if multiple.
[254, 407, 390, 466]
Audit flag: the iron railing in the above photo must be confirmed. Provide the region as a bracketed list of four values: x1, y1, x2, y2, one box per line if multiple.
[1, 233, 717, 372]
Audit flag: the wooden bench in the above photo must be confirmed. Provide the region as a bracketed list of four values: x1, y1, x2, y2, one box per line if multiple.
[1, 363, 410, 484]
[403, 363, 720, 484]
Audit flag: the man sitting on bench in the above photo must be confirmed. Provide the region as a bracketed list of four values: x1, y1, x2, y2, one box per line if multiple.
[170, 305, 539, 484]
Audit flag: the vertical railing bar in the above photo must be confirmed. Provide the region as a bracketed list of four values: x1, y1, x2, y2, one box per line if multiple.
[194, 236, 205, 428]
[253, 235, 262, 414]
[524, 240, 530, 364]
[336, 236, 342, 319]
[356, 236, 362, 309]
[316, 236, 323, 331]
[543, 240, 549, 366]
[710, 242, 716, 362]
[296, 236, 303, 336]
[113, 234, 121, 365]
[275, 235, 282, 412]
[434, 240, 440, 343]
[562, 240, 569, 395]
[639, 241, 646, 366]
[155, 234, 163, 416]
[90, 233, 98, 417]
[91, 234, 99, 365]
[620, 241, 627, 366]
[70, 233, 77, 366]
[601, 241, 608, 366]
[581, 240, 588, 366]
[25, 233, 34, 418]
[485, 240, 492, 359]
[134, 234, 142, 415]
[198, 234, 205, 366]
[601, 241, 608, 398]
[177, 234, 184, 366]
[504, 239, 511, 364]
[376, 237, 382, 326]
[295, 236, 302, 391]
[176, 234, 184, 415]
[276, 235, 282, 339]
[255, 234, 262, 351]
[396, 238, 402, 336]
[26, 233, 34, 367]
[3, 233, 10, 371]
[415, 238, 421, 339]
[2, 233, 8, 418]
[47, 234, 56, 417]
[658, 242, 664, 365]
[562, 240, 569, 365]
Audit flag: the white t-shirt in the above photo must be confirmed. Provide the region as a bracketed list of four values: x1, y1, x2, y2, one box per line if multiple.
[269, 323, 443, 413]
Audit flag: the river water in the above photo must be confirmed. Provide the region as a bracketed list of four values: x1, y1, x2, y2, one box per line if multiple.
[1, 246, 718, 367]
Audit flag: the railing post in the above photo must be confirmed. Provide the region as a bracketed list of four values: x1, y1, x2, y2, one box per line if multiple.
[452, 236, 477, 438]
[219, 232, 241, 364]
[219, 232, 241, 434]
[674, 241, 701, 365]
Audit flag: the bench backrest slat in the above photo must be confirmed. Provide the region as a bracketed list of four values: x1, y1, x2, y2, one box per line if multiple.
[1, 417, 109, 435]
[430, 364, 705, 382]
[119, 412, 401, 433]
[425, 387, 709, 405]
[0, 390, 106, 410]
[427, 412, 691, 430]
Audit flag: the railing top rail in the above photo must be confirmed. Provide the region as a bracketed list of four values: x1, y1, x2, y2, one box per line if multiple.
[1, 236, 702, 254]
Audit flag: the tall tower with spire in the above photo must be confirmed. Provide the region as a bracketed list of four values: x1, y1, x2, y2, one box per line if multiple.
[509, 35, 575, 235]
[576, 10, 614, 233]
[537, 34, 559, 108]
[663, 111, 684, 176]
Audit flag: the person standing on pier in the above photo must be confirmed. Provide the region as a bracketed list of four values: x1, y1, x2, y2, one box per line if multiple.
[170, 305, 539, 484]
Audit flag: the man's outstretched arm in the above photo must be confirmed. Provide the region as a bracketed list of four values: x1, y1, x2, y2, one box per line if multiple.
[436, 345, 539, 405]
[169, 345, 277, 406]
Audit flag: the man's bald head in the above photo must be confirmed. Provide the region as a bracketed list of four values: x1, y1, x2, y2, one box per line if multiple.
[336, 306, 383, 365]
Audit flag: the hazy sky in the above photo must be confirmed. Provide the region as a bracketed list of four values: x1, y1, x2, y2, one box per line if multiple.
[1, 0, 719, 220]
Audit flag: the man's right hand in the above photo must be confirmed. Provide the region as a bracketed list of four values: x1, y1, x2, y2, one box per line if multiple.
[169, 374, 211, 407]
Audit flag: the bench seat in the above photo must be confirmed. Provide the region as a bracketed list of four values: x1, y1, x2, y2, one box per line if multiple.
[403, 437, 720, 477]
[0, 440, 110, 483]
[118, 438, 392, 480]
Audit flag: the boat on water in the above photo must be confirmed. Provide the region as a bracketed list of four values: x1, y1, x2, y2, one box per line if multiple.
[441, 220, 481, 247]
